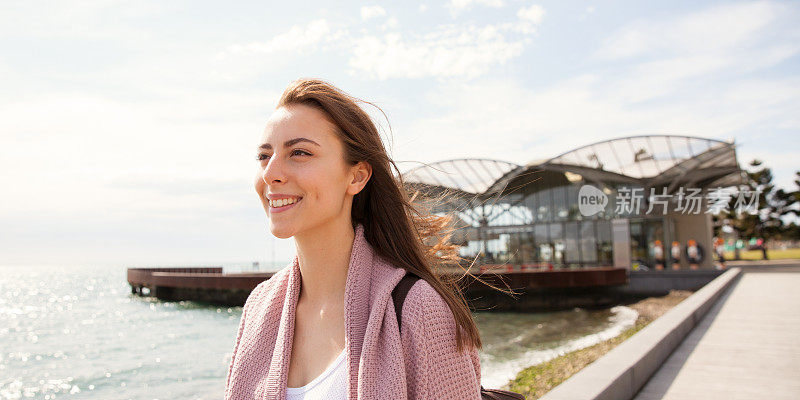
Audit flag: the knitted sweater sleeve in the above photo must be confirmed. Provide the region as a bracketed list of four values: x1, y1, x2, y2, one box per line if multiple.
[400, 280, 482, 400]
[224, 279, 271, 398]
[224, 287, 252, 395]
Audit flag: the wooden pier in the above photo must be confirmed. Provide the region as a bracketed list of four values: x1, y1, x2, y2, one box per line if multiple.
[127, 265, 630, 310]
[128, 267, 275, 306]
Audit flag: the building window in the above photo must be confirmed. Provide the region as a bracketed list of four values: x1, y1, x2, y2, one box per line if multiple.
[597, 220, 613, 265]
[548, 223, 565, 267]
[565, 221, 580, 263]
[553, 186, 568, 221]
[536, 188, 552, 222]
[581, 221, 598, 263]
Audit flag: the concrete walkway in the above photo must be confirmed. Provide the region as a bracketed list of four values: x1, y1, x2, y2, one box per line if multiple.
[633, 267, 800, 399]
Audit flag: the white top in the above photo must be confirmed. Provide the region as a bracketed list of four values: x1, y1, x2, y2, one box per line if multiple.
[285, 348, 348, 400]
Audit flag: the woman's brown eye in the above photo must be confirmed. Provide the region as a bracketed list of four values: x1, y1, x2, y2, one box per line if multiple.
[292, 149, 311, 156]
[256, 154, 270, 161]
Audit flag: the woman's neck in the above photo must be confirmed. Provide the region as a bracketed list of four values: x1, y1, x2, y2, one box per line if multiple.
[293, 218, 355, 307]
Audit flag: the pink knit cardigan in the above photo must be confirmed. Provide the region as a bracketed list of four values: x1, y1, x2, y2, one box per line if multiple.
[224, 224, 482, 399]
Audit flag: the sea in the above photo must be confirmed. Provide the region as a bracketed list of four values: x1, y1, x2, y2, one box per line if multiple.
[0, 264, 637, 399]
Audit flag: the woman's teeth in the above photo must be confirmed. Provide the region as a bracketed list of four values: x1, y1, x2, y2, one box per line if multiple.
[269, 197, 301, 208]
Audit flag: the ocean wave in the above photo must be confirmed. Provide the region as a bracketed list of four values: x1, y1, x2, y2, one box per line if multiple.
[479, 305, 639, 389]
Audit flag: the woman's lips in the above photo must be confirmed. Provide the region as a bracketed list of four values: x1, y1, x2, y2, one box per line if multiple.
[269, 197, 302, 214]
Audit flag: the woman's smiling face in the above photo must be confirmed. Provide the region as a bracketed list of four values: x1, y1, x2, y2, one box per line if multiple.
[255, 104, 366, 239]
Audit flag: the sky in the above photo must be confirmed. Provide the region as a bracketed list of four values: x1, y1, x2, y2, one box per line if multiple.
[1, 0, 798, 268]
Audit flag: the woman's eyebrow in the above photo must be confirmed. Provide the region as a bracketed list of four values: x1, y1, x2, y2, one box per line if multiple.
[258, 137, 321, 150]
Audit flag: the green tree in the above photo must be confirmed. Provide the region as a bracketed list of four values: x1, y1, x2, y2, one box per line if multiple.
[780, 171, 800, 240]
[714, 161, 797, 240]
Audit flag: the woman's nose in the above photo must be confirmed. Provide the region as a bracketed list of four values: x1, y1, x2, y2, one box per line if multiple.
[261, 157, 285, 185]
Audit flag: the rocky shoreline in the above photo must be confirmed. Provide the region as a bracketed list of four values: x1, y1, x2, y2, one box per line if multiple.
[507, 290, 694, 399]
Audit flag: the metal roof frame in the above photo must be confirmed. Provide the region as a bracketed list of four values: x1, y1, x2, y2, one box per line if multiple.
[401, 135, 744, 199]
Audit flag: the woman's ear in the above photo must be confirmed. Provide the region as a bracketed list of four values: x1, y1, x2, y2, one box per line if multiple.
[347, 161, 372, 195]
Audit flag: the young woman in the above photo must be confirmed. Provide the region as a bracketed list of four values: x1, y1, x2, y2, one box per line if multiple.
[224, 78, 483, 400]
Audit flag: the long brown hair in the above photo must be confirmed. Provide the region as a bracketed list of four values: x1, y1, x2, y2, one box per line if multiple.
[277, 78, 482, 352]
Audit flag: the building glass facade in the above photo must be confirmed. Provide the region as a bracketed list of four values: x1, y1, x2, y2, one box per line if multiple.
[450, 176, 638, 268]
[402, 136, 744, 270]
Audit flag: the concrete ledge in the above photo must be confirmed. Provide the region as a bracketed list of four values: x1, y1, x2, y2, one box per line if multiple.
[619, 270, 724, 297]
[540, 267, 742, 400]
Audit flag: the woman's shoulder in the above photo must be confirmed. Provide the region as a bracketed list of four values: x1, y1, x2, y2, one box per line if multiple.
[398, 275, 482, 396]
[404, 277, 441, 303]
[400, 277, 456, 332]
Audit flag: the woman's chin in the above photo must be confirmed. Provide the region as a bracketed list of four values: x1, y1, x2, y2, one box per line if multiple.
[268, 223, 295, 239]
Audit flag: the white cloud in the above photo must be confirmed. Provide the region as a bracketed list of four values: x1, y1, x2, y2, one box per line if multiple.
[398, 76, 636, 164]
[599, 1, 788, 60]
[579, 5, 596, 21]
[397, 71, 800, 174]
[361, 5, 387, 20]
[0, 0, 171, 39]
[348, 24, 527, 80]
[346, 5, 546, 79]
[610, 55, 731, 103]
[513, 4, 545, 34]
[0, 92, 267, 213]
[419, 4, 428, 13]
[517, 4, 545, 25]
[0, 87, 285, 265]
[381, 17, 399, 31]
[447, 0, 505, 16]
[594, 1, 799, 103]
[393, 2, 800, 178]
[218, 5, 544, 81]
[223, 19, 341, 56]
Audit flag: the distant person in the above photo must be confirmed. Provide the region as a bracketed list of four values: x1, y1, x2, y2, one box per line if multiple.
[686, 239, 705, 270]
[713, 237, 726, 270]
[224, 78, 496, 400]
[671, 241, 682, 270]
[653, 240, 665, 270]
[758, 238, 769, 260]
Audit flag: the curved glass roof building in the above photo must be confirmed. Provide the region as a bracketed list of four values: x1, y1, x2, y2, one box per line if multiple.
[402, 135, 744, 271]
